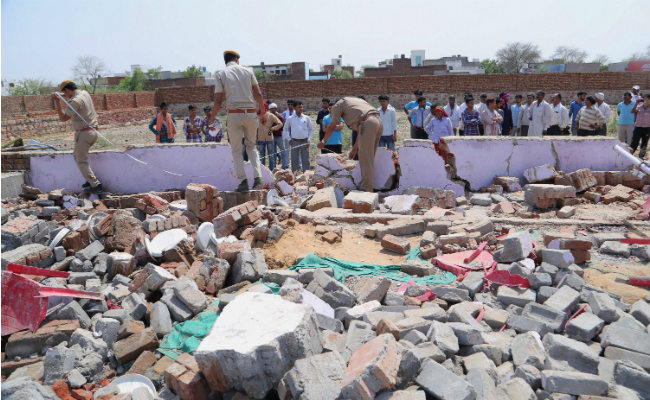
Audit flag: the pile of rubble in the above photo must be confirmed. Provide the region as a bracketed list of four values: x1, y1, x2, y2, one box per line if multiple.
[1, 154, 650, 400]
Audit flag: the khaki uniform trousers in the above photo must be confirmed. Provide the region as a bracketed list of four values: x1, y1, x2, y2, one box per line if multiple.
[74, 130, 100, 187]
[227, 112, 262, 181]
[357, 115, 383, 192]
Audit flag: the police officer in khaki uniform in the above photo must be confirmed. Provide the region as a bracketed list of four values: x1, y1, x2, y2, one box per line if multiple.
[52, 80, 103, 193]
[210, 50, 267, 192]
[319, 97, 383, 192]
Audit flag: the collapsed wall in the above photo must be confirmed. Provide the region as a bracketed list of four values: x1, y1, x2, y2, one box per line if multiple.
[5, 137, 635, 195]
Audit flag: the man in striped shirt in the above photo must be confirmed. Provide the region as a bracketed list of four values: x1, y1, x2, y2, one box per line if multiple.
[575, 96, 605, 136]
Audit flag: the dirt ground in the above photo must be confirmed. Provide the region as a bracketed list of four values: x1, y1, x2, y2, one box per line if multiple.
[263, 224, 421, 270]
[584, 262, 650, 304]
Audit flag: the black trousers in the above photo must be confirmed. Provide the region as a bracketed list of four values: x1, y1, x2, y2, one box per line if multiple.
[479, 124, 484, 136]
[595, 125, 607, 136]
[412, 127, 428, 140]
[520, 125, 529, 136]
[321, 144, 342, 154]
[578, 129, 596, 137]
[631, 127, 650, 157]
[546, 125, 562, 135]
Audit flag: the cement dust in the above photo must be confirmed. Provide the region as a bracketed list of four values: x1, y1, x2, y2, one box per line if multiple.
[264, 224, 421, 270]
[584, 262, 650, 304]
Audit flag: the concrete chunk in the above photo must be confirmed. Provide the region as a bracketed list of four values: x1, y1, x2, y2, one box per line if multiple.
[279, 351, 346, 400]
[195, 293, 322, 398]
[415, 359, 476, 400]
[540, 370, 608, 396]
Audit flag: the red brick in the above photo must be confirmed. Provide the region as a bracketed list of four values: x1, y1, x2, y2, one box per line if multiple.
[340, 334, 401, 399]
[114, 328, 159, 363]
[381, 234, 411, 255]
[128, 350, 157, 375]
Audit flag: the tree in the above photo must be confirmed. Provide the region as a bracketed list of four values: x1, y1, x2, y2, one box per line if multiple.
[8, 79, 54, 96]
[330, 68, 352, 79]
[625, 45, 650, 61]
[114, 67, 147, 92]
[72, 56, 107, 93]
[145, 66, 162, 80]
[480, 59, 505, 74]
[254, 69, 269, 83]
[495, 42, 541, 73]
[551, 46, 588, 64]
[591, 54, 609, 65]
[182, 65, 204, 78]
[356, 65, 375, 78]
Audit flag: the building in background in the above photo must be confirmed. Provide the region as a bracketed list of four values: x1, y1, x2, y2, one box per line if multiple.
[411, 50, 425, 67]
[248, 61, 308, 81]
[365, 51, 484, 77]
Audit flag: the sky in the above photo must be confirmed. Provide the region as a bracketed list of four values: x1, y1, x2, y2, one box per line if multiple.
[2, 0, 649, 83]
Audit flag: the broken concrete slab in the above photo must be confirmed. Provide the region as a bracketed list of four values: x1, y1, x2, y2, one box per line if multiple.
[195, 292, 322, 398]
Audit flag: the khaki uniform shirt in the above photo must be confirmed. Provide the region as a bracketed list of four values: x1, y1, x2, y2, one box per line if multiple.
[65, 90, 98, 131]
[257, 112, 282, 142]
[329, 97, 378, 131]
[215, 61, 258, 110]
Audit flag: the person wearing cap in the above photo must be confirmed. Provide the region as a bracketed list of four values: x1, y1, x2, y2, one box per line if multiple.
[424, 106, 453, 144]
[184, 105, 203, 142]
[631, 94, 650, 159]
[575, 96, 605, 136]
[594, 93, 611, 136]
[202, 106, 223, 142]
[210, 50, 267, 192]
[51, 80, 103, 193]
[632, 85, 643, 103]
[319, 97, 383, 192]
[257, 104, 283, 171]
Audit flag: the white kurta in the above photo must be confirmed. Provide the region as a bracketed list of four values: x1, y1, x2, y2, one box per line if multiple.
[528, 100, 553, 137]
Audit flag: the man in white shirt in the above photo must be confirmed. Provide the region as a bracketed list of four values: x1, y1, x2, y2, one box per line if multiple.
[444, 95, 462, 134]
[281, 99, 297, 168]
[282, 100, 313, 173]
[547, 93, 570, 135]
[594, 92, 611, 136]
[377, 95, 397, 150]
[517, 93, 535, 136]
[527, 91, 553, 137]
[632, 85, 643, 103]
[477, 94, 488, 135]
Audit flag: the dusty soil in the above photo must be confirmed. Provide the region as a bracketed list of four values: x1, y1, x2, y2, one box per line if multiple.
[584, 262, 650, 303]
[263, 224, 421, 270]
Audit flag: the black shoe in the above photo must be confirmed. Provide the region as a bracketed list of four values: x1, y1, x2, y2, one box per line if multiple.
[252, 177, 263, 190]
[235, 180, 249, 192]
[84, 184, 104, 194]
[82, 181, 91, 188]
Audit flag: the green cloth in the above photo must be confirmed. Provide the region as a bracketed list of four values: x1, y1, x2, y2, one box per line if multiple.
[289, 248, 456, 285]
[158, 303, 219, 360]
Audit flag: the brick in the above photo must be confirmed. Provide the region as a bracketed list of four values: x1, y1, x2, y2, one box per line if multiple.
[340, 334, 401, 400]
[113, 328, 159, 363]
[128, 350, 157, 375]
[343, 191, 379, 213]
[381, 234, 411, 254]
[5, 320, 79, 359]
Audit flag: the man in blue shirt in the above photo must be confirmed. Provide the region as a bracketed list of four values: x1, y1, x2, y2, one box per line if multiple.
[511, 95, 523, 136]
[321, 101, 343, 154]
[617, 92, 636, 145]
[404, 89, 431, 138]
[316, 97, 330, 142]
[568, 91, 586, 136]
[408, 97, 430, 139]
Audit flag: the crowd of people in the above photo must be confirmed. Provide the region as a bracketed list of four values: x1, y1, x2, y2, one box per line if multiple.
[51, 48, 648, 195]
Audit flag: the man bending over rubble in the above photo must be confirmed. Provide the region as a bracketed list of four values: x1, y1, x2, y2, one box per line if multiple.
[51, 80, 103, 194]
[319, 96, 383, 192]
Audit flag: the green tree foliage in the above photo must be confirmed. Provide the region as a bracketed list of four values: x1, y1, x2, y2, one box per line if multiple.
[254, 69, 269, 83]
[182, 65, 204, 78]
[331, 68, 352, 79]
[114, 68, 147, 92]
[145, 66, 162, 80]
[8, 79, 54, 95]
[480, 59, 505, 74]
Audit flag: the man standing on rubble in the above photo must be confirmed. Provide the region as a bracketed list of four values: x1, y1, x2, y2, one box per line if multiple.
[210, 50, 267, 192]
[318, 97, 383, 192]
[51, 80, 103, 194]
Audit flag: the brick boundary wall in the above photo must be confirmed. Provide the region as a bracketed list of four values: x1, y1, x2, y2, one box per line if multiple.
[2, 72, 647, 140]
